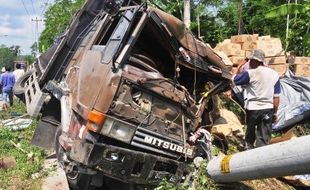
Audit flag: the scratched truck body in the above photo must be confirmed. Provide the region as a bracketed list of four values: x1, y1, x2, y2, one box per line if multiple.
[16, 0, 231, 189]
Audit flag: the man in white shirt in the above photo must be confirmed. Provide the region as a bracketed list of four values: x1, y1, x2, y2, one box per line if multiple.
[13, 63, 25, 82]
[233, 49, 280, 149]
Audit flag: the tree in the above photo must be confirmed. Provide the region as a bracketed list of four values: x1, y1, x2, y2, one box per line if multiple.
[184, 0, 191, 28]
[0, 45, 16, 69]
[9, 46, 21, 57]
[23, 55, 35, 65]
[0, 45, 34, 69]
[39, 0, 85, 53]
[148, 0, 184, 18]
[265, 2, 310, 55]
[39, 0, 308, 56]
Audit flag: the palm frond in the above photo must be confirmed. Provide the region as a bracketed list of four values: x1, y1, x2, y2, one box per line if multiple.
[265, 4, 308, 18]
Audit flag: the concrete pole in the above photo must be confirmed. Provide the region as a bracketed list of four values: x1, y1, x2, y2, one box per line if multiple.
[285, 0, 291, 50]
[207, 135, 310, 182]
[32, 17, 42, 54]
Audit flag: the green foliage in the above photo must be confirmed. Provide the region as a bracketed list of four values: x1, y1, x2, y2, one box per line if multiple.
[265, 4, 309, 18]
[39, 0, 85, 52]
[23, 55, 36, 65]
[0, 101, 46, 189]
[155, 161, 218, 190]
[150, 0, 308, 56]
[287, 14, 310, 56]
[156, 179, 180, 190]
[264, 2, 310, 56]
[148, 0, 183, 19]
[0, 45, 34, 69]
[38, 0, 308, 56]
[194, 161, 218, 190]
[303, 33, 310, 56]
[0, 45, 18, 69]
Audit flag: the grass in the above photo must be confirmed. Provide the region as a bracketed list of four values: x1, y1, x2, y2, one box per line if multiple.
[0, 101, 46, 190]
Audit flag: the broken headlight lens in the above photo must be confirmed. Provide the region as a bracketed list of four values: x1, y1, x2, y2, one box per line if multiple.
[100, 117, 135, 143]
[100, 118, 114, 134]
[109, 121, 135, 143]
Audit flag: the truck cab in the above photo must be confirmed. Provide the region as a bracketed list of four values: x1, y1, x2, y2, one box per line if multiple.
[18, 0, 231, 189]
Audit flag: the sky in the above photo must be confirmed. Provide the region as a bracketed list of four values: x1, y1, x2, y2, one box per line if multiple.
[0, 0, 49, 55]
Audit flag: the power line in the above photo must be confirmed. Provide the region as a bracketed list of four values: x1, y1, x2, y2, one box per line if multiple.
[20, 0, 30, 16]
[30, 0, 37, 15]
[41, 0, 50, 16]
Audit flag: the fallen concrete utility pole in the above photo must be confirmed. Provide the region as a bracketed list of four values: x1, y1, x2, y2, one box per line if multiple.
[207, 135, 310, 182]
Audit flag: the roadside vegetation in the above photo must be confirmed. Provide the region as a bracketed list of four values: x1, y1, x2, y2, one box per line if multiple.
[39, 0, 310, 57]
[0, 101, 46, 190]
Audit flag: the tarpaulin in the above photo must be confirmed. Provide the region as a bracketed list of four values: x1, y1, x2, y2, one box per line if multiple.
[272, 70, 310, 131]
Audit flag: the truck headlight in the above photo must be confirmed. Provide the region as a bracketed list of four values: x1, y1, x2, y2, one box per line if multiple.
[100, 118, 114, 134]
[109, 121, 135, 143]
[100, 117, 135, 143]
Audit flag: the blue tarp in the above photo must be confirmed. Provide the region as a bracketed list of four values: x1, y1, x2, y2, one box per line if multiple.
[272, 70, 310, 131]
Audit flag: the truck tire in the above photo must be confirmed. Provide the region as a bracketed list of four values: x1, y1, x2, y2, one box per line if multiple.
[102, 176, 147, 190]
[13, 69, 35, 102]
[67, 172, 93, 190]
[55, 127, 93, 190]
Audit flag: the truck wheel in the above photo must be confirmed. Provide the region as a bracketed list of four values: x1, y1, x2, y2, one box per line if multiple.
[67, 171, 93, 190]
[13, 69, 35, 103]
[102, 176, 148, 190]
[55, 127, 93, 190]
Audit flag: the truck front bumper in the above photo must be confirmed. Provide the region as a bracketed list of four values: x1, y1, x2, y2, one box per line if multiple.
[68, 139, 193, 185]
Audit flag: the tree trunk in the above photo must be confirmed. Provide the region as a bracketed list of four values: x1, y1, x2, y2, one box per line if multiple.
[184, 0, 191, 28]
[286, 0, 291, 50]
[237, 0, 244, 34]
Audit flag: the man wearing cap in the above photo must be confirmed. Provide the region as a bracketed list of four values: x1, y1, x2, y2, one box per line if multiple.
[233, 49, 280, 149]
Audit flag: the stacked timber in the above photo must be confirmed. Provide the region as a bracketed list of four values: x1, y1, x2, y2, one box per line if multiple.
[291, 56, 310, 77]
[214, 34, 287, 76]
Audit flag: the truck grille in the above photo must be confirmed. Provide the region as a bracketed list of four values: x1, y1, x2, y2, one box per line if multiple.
[131, 127, 185, 159]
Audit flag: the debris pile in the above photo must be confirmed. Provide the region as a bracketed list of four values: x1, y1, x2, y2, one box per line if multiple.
[211, 109, 244, 137]
[214, 34, 310, 77]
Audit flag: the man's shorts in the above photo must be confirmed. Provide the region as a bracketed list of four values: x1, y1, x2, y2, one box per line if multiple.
[2, 92, 8, 104]
[2, 90, 13, 104]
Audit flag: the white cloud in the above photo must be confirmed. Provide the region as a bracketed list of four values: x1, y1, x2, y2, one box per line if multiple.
[0, 15, 11, 27]
[0, 0, 21, 9]
[0, 0, 46, 54]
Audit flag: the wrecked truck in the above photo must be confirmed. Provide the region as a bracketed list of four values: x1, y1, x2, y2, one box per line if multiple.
[15, 0, 231, 189]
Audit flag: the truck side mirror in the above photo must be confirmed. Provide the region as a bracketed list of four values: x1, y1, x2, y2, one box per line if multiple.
[103, 0, 124, 15]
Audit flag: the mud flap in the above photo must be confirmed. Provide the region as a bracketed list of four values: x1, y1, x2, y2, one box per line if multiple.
[31, 117, 59, 152]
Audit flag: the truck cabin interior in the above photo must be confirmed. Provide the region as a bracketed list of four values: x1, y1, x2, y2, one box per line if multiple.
[96, 11, 224, 92]
[120, 10, 230, 101]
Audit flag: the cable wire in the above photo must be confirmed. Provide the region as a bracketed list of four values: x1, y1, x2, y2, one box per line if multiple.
[30, 0, 37, 15]
[41, 0, 50, 17]
[20, 0, 30, 16]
